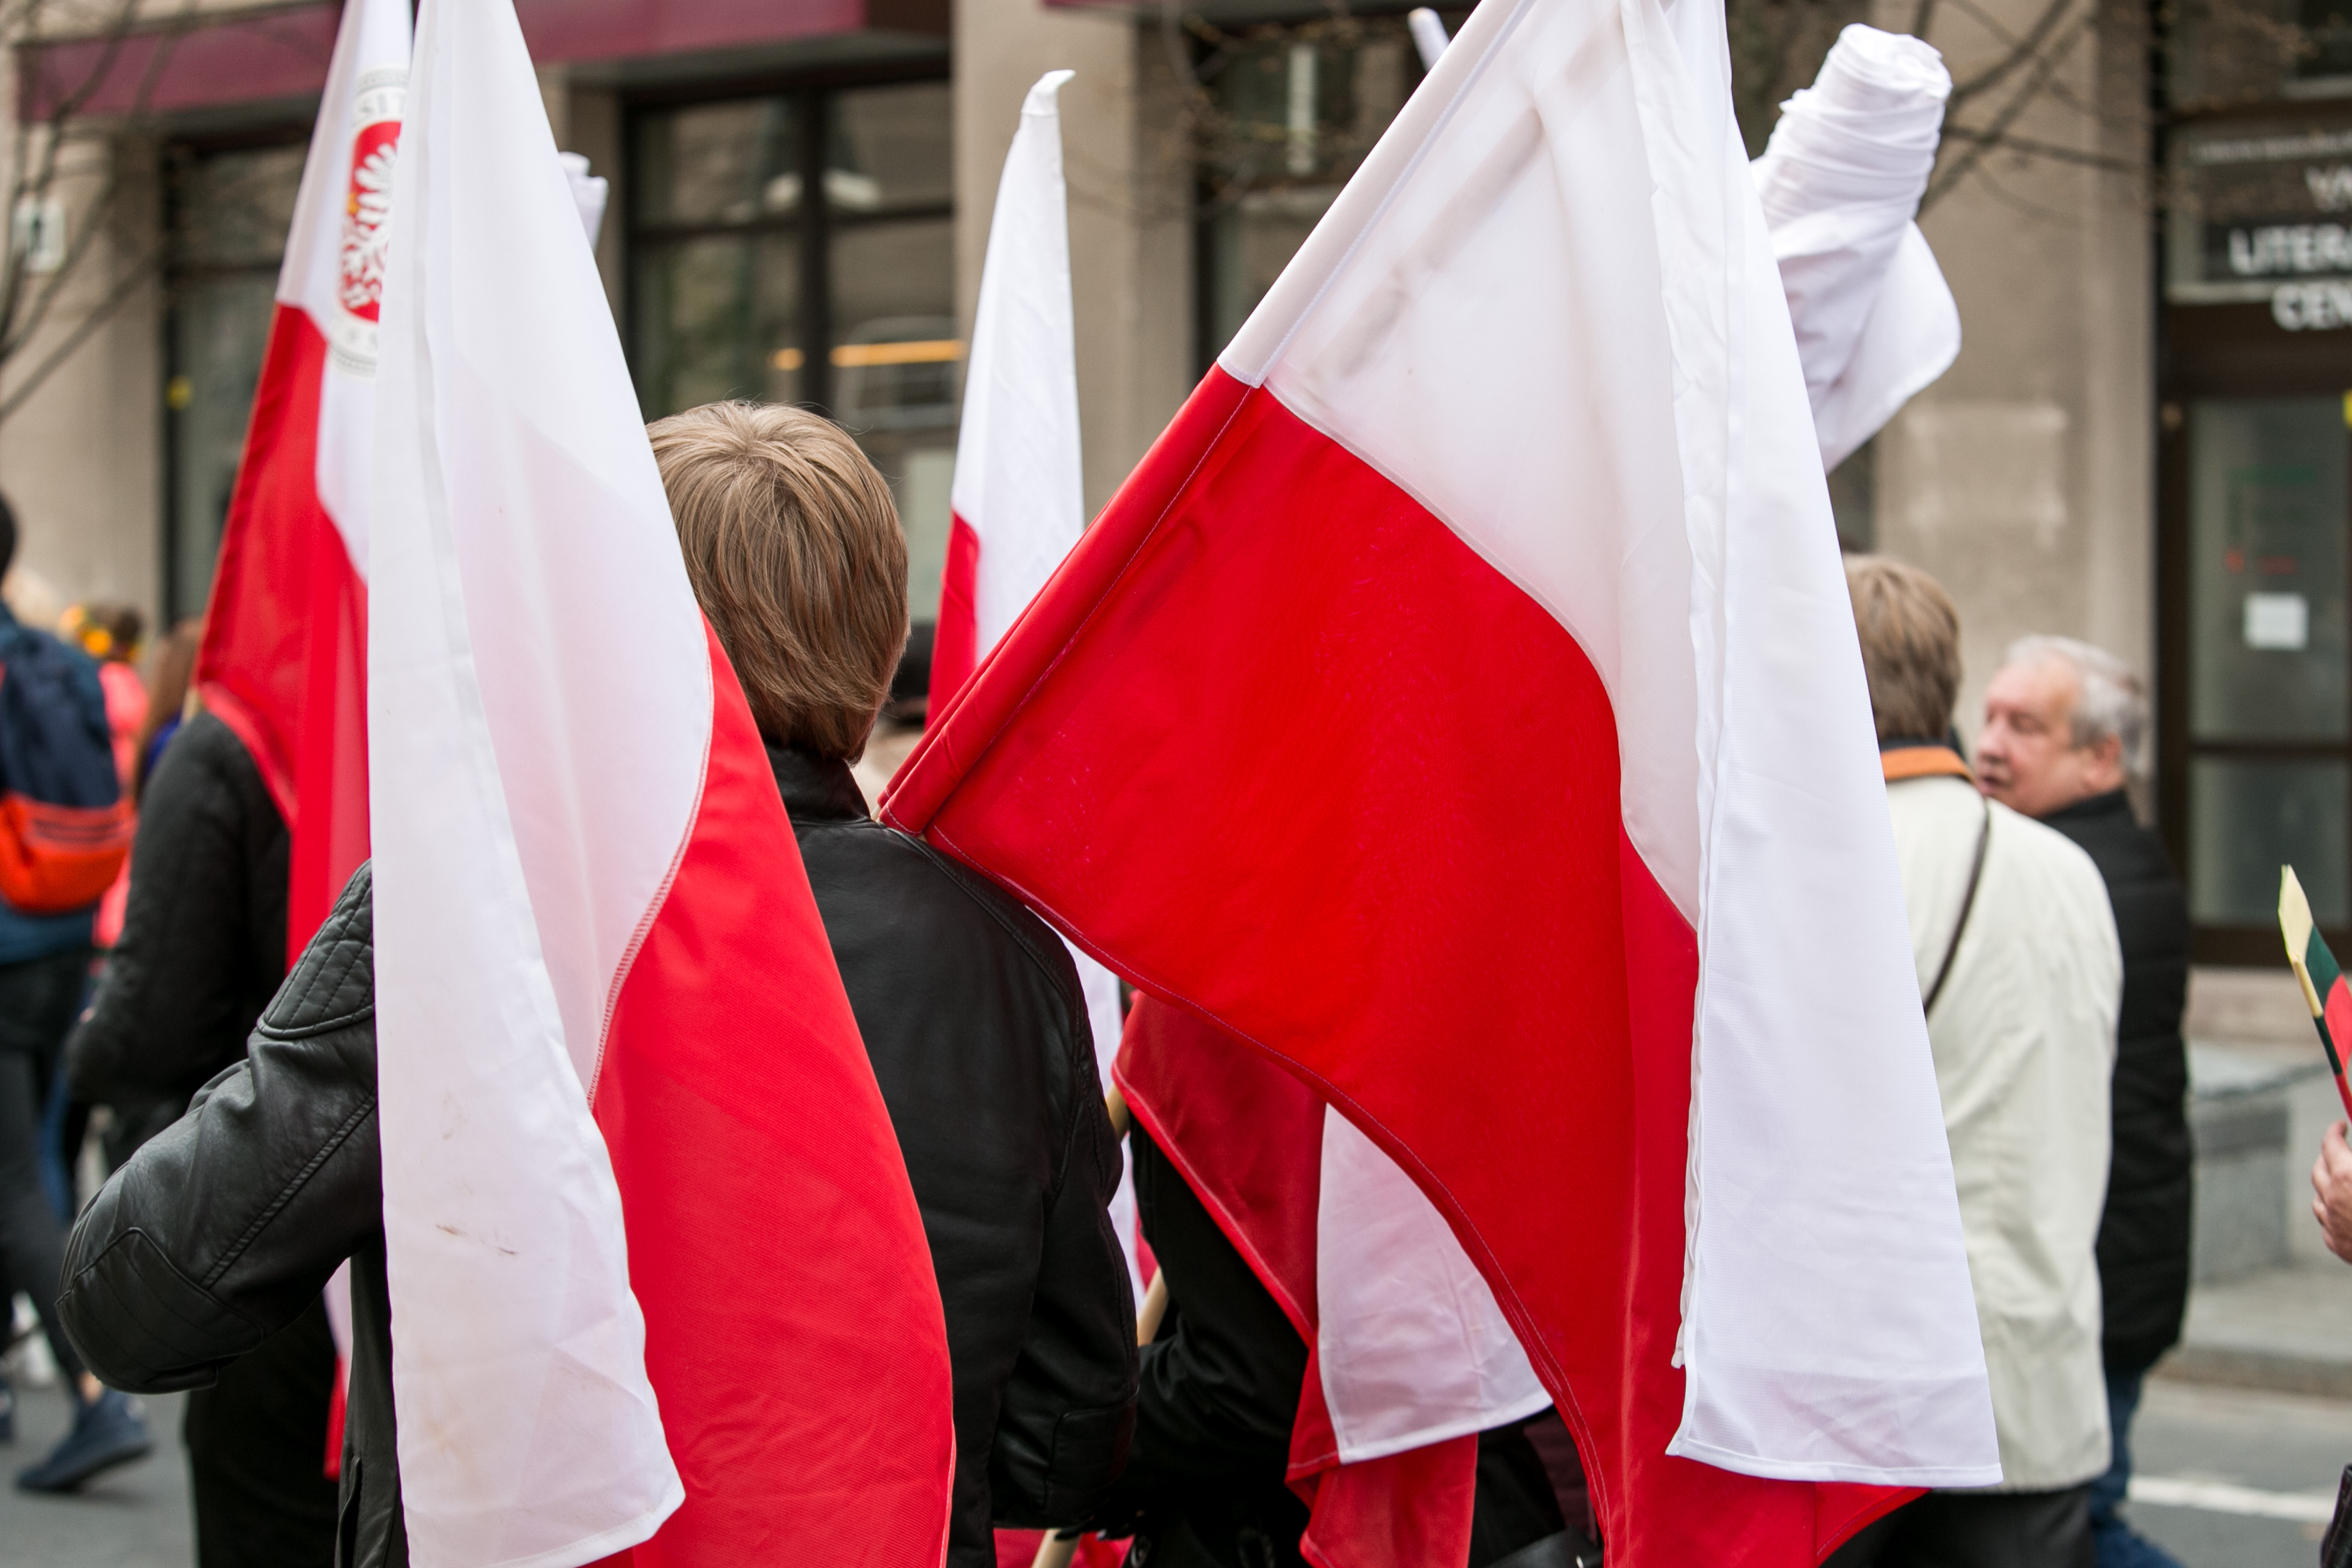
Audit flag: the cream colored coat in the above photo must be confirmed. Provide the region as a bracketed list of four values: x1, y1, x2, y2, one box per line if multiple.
[1888, 774, 2120, 1492]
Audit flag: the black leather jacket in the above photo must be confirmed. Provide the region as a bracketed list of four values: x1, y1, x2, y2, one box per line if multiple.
[772, 746, 1137, 1567]
[59, 868, 401, 1565]
[67, 709, 289, 1115]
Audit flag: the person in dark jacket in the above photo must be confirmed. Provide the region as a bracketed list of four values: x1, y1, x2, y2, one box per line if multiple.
[63, 706, 339, 1568]
[647, 400, 1137, 1567]
[0, 493, 152, 1492]
[1976, 634, 2190, 1568]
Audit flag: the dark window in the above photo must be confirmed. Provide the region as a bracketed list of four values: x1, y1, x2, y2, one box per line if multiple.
[628, 77, 956, 626]
[161, 136, 306, 621]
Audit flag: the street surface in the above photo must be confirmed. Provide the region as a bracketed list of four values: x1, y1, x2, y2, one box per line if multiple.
[2128, 1378, 2350, 1565]
[1, 1384, 187, 1568]
[0, 1373, 2346, 1566]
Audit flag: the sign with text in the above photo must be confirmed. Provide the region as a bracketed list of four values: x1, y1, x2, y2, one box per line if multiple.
[2171, 118, 2352, 328]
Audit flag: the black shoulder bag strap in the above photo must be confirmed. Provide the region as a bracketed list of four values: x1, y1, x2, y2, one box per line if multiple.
[1922, 795, 1992, 1018]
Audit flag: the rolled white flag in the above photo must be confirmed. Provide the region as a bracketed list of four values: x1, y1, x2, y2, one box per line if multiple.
[1752, 24, 1960, 470]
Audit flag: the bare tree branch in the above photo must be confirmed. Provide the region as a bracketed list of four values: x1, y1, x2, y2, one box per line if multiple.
[0, 230, 157, 422]
[2, 14, 180, 362]
[1944, 0, 2081, 109]
[1924, 11, 2094, 209]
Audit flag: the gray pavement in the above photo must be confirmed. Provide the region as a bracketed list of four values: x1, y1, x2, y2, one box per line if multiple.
[2128, 1379, 2351, 1567]
[0, 1383, 188, 1567]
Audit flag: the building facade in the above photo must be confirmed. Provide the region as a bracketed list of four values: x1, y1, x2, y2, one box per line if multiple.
[17, 0, 2322, 968]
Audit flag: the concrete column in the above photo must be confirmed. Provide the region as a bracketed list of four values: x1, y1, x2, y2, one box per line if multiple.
[955, 0, 1193, 517]
[1866, 0, 2154, 734]
[537, 64, 625, 318]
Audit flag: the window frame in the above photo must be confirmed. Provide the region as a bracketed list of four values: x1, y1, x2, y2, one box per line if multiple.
[158, 121, 312, 625]
[620, 59, 952, 422]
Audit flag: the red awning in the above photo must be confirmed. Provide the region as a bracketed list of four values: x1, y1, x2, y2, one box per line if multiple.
[19, 0, 927, 123]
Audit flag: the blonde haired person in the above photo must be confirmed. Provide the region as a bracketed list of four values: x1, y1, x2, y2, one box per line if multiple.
[645, 402, 1137, 1568]
[1830, 557, 2120, 1568]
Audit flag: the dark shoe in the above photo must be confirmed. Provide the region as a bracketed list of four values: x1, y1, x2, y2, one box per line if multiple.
[14, 1390, 150, 1492]
[0, 1373, 13, 1443]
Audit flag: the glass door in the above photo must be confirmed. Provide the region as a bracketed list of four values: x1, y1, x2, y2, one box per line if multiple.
[2180, 395, 2352, 949]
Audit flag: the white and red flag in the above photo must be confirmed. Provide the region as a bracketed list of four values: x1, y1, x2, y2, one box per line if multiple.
[887, 0, 1998, 1561]
[367, 1, 954, 1564]
[195, 0, 404, 962]
[931, 69, 1082, 710]
[931, 69, 1142, 1312]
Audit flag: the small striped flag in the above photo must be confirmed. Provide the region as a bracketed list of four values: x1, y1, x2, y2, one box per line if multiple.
[2279, 867, 2352, 1122]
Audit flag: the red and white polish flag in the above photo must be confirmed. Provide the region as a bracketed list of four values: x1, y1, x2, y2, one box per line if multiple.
[369, 1, 955, 1564]
[193, 0, 404, 963]
[189, 0, 406, 1475]
[886, 0, 1998, 1560]
[931, 70, 1139, 1301]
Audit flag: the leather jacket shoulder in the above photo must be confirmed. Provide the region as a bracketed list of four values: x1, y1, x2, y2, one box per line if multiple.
[61, 864, 379, 1393]
[60, 866, 406, 1566]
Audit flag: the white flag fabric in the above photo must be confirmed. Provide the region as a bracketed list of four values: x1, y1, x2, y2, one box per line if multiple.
[1752, 24, 1960, 470]
[934, 68, 1086, 698]
[931, 70, 1140, 1300]
[370, 0, 685, 1557]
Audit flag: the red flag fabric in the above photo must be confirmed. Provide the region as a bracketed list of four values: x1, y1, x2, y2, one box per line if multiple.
[194, 0, 406, 961]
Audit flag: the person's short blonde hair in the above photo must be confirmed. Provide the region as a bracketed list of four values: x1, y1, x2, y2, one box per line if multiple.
[648, 401, 908, 761]
[1843, 555, 1962, 744]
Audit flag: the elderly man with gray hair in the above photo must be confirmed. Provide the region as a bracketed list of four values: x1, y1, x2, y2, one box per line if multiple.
[1976, 635, 2191, 1568]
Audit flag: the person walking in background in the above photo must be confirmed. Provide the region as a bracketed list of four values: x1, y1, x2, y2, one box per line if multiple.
[1976, 635, 2191, 1568]
[1830, 558, 2120, 1568]
[0, 497, 150, 1492]
[63, 686, 328, 1567]
[129, 619, 200, 806]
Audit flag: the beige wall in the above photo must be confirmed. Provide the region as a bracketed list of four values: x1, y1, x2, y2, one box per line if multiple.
[0, 122, 163, 628]
[955, 0, 1191, 518]
[1868, 0, 2154, 740]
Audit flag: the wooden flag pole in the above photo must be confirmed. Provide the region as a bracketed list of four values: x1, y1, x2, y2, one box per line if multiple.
[2280, 867, 2352, 1123]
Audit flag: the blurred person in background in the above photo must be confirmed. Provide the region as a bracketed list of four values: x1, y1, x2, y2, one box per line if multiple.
[42, 603, 149, 1229]
[0, 497, 151, 1492]
[131, 620, 202, 804]
[68, 618, 206, 1174]
[59, 603, 147, 790]
[1830, 558, 2118, 1568]
[1976, 636, 2190, 1568]
[61, 620, 323, 1564]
